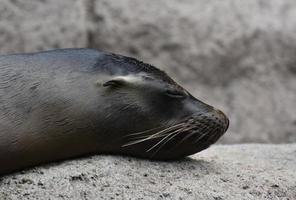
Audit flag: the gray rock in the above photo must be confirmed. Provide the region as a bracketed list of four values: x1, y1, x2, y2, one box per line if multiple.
[0, 0, 87, 54]
[1, 144, 295, 200]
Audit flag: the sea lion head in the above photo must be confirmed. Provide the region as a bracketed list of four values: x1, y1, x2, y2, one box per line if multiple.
[94, 52, 229, 160]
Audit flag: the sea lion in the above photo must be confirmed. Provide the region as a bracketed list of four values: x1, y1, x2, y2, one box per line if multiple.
[0, 48, 229, 175]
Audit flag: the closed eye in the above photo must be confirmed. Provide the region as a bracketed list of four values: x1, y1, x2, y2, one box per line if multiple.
[165, 89, 186, 99]
[103, 79, 125, 88]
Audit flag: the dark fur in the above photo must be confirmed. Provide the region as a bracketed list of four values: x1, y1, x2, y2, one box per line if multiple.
[0, 48, 229, 175]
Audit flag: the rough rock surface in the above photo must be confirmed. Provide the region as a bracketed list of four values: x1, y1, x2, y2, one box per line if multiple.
[1, 0, 296, 143]
[0, 144, 295, 200]
[0, 0, 87, 54]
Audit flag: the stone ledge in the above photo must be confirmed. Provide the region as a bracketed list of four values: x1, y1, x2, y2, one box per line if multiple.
[1, 144, 295, 200]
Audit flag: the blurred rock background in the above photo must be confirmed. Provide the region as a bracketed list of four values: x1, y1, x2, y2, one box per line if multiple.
[1, 0, 296, 144]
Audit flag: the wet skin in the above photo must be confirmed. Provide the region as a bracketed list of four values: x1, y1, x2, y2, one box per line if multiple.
[0, 48, 229, 175]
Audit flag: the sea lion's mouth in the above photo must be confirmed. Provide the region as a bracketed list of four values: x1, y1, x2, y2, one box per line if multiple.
[121, 109, 229, 159]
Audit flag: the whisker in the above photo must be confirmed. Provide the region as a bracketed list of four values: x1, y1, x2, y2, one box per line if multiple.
[193, 120, 209, 129]
[147, 127, 184, 153]
[153, 122, 185, 135]
[178, 122, 208, 142]
[148, 129, 184, 158]
[125, 122, 185, 138]
[176, 123, 209, 146]
[124, 126, 164, 137]
[175, 130, 196, 146]
[121, 123, 185, 147]
[174, 119, 211, 146]
[194, 126, 213, 144]
[126, 130, 171, 141]
[205, 127, 219, 143]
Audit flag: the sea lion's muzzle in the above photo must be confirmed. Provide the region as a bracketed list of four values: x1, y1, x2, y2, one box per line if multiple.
[121, 105, 229, 160]
[181, 108, 229, 147]
[174, 94, 229, 147]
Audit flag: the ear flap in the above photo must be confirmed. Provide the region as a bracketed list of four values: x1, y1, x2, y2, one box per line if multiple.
[103, 78, 126, 87]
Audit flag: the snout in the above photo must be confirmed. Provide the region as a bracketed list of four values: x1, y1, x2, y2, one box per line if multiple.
[120, 100, 229, 160]
[184, 97, 229, 133]
[184, 107, 229, 148]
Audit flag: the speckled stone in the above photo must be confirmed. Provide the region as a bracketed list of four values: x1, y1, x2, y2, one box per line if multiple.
[0, 144, 295, 200]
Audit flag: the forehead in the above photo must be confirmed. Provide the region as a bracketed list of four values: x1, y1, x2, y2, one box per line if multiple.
[93, 52, 176, 85]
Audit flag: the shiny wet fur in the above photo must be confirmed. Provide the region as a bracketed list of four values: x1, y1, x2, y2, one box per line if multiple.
[0, 48, 229, 174]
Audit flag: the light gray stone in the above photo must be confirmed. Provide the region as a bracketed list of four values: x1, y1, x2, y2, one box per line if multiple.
[1, 144, 295, 200]
[0, 0, 87, 54]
